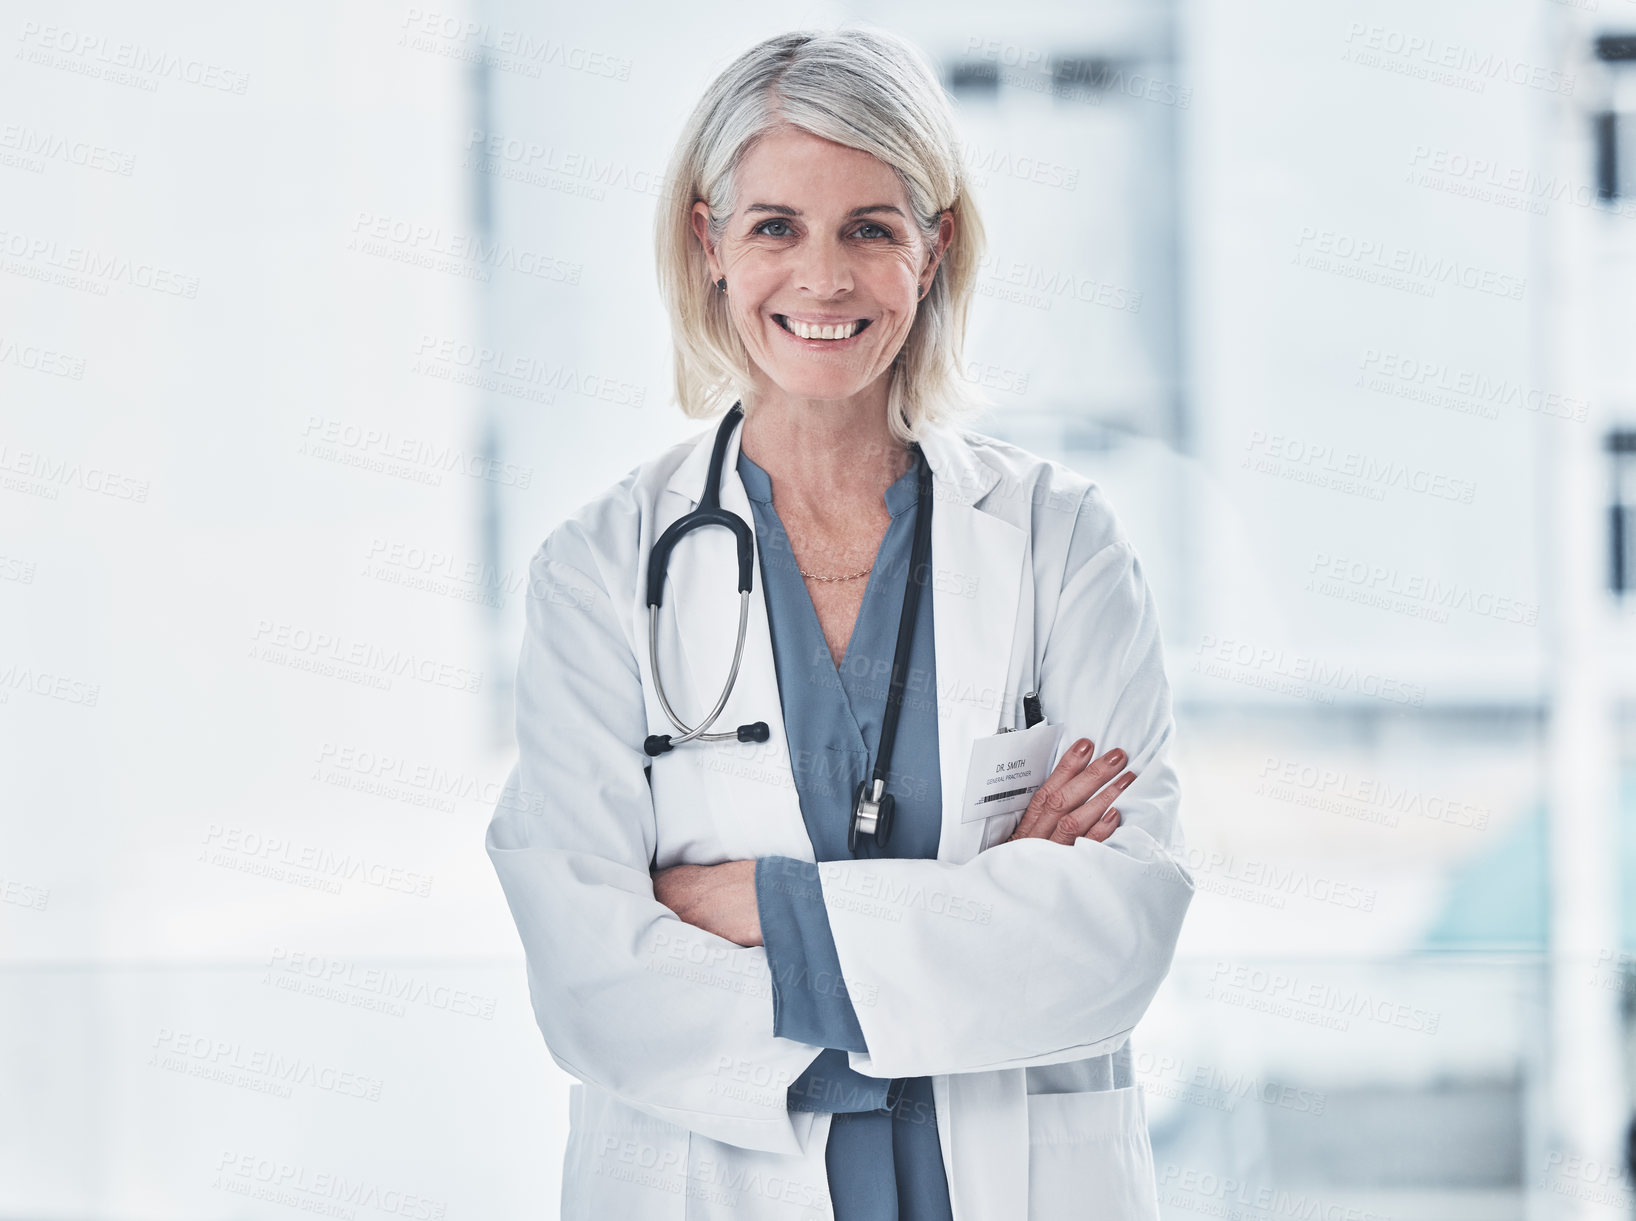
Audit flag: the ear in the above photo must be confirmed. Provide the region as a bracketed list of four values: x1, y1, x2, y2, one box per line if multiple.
[690, 202, 724, 283]
[923, 208, 955, 282]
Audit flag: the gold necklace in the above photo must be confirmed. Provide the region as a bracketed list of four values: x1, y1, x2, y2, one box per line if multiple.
[798, 562, 872, 582]
[767, 448, 910, 583]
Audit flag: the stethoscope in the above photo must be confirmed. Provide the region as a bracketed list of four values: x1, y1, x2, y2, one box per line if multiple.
[643, 401, 933, 855]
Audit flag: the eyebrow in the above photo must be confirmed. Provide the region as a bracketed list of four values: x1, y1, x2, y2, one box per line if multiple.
[743, 204, 905, 219]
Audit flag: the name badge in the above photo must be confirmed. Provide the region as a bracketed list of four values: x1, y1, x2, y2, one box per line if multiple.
[959, 720, 1067, 824]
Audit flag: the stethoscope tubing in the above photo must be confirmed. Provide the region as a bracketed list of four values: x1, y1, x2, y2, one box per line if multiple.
[643, 404, 769, 757]
[643, 400, 931, 859]
[647, 591, 754, 746]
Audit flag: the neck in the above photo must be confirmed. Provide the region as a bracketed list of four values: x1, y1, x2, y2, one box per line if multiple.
[737, 382, 913, 523]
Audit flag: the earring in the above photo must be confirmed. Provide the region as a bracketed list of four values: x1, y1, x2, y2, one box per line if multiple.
[918, 282, 928, 300]
[717, 277, 727, 294]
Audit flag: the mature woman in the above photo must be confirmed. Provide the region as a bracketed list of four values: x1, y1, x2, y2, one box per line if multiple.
[486, 25, 1194, 1221]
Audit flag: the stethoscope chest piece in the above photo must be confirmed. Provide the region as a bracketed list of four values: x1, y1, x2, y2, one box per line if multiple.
[849, 777, 896, 856]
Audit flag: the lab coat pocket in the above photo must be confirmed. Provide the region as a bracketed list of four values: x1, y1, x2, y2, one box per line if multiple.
[978, 809, 1022, 851]
[683, 1116, 836, 1221]
[1025, 1083, 1160, 1221]
[561, 1083, 689, 1220]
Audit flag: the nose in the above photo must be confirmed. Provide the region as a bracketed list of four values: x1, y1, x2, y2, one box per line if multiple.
[792, 232, 854, 299]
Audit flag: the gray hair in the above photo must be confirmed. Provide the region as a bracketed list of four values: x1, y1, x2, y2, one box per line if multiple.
[654, 25, 989, 444]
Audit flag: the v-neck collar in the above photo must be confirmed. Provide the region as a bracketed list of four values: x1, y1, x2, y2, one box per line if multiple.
[736, 448, 922, 519]
[736, 446, 924, 728]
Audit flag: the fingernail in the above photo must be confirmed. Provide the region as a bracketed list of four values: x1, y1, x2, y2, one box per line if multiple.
[1118, 772, 1136, 788]
[1107, 749, 1127, 768]
[1075, 740, 1092, 755]
[1103, 807, 1120, 821]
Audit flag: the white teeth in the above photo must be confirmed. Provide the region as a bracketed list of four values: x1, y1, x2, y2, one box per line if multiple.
[780, 316, 861, 340]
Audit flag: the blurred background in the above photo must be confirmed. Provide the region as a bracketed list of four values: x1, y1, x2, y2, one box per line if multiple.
[3, 0, 1635, 1217]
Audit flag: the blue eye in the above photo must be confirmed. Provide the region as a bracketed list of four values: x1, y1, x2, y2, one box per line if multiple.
[749, 219, 894, 239]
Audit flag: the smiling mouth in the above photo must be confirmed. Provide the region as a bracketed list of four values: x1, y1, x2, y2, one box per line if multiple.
[773, 314, 873, 341]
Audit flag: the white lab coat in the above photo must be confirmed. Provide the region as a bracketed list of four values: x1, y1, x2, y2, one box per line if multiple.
[486, 413, 1195, 1221]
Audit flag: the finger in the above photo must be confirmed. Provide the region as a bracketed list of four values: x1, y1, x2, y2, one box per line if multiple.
[1045, 770, 1135, 845]
[1058, 768, 1136, 840]
[1020, 746, 1131, 839]
[1054, 750, 1131, 818]
[1082, 806, 1122, 843]
[1051, 803, 1122, 846]
[1012, 738, 1094, 839]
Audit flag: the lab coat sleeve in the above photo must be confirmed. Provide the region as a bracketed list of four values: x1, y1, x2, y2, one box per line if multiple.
[484, 530, 830, 1156]
[817, 504, 1196, 1080]
[787, 1047, 895, 1113]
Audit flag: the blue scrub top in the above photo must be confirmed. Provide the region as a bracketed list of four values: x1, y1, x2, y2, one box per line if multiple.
[740, 445, 954, 1221]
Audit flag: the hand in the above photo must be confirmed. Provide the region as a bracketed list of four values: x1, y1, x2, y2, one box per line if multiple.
[1008, 738, 1135, 845]
[651, 859, 763, 947]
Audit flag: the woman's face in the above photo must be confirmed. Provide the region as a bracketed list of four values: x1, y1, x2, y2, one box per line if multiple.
[692, 125, 952, 406]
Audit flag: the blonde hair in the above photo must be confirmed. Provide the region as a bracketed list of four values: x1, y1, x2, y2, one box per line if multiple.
[654, 25, 989, 445]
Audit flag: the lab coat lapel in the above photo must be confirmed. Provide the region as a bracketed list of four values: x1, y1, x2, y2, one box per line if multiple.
[918, 423, 1034, 1221]
[917, 423, 1030, 867]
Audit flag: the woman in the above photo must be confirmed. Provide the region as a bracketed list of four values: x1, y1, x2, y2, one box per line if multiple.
[486, 25, 1194, 1221]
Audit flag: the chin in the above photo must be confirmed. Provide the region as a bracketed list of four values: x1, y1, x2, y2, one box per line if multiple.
[766, 374, 873, 402]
